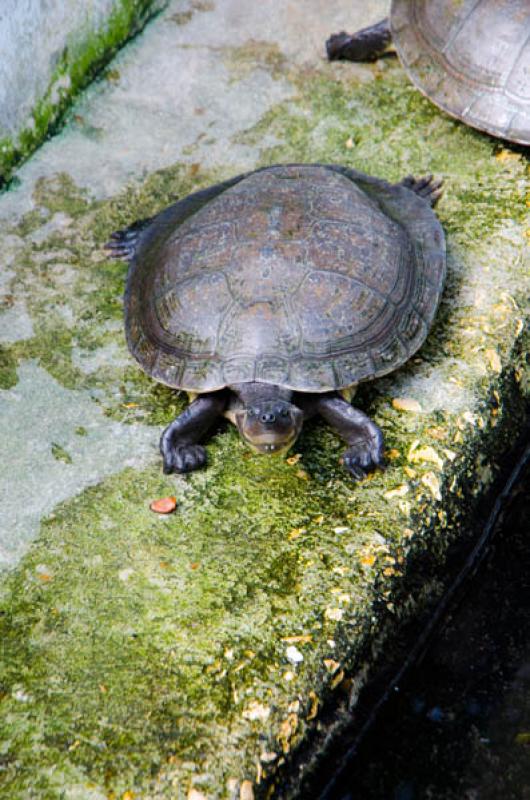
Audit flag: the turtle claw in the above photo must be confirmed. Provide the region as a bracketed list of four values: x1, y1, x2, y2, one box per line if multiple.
[162, 444, 207, 474]
[400, 174, 444, 207]
[341, 438, 384, 481]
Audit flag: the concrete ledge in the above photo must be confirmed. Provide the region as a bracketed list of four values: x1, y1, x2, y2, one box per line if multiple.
[0, 1, 528, 798]
[0, 0, 167, 184]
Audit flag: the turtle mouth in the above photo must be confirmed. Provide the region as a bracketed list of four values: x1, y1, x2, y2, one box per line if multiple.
[246, 436, 296, 456]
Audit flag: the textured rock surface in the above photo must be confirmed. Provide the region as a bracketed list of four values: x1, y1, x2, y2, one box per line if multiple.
[0, 0, 167, 182]
[0, 0, 528, 798]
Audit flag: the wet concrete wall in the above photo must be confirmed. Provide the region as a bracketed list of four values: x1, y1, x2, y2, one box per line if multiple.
[0, 0, 167, 182]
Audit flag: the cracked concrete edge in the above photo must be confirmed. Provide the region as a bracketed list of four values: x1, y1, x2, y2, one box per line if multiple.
[0, 0, 168, 185]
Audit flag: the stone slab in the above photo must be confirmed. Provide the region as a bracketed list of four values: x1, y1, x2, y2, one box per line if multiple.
[0, 0, 528, 798]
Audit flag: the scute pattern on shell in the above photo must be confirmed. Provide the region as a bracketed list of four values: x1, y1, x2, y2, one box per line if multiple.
[392, 0, 530, 145]
[125, 164, 445, 392]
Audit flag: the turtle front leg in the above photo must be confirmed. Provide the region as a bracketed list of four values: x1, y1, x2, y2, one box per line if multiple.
[160, 391, 227, 474]
[314, 394, 384, 480]
[326, 18, 391, 62]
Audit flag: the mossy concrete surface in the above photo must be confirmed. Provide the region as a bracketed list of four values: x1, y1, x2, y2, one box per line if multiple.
[0, 1, 529, 798]
[0, 0, 167, 184]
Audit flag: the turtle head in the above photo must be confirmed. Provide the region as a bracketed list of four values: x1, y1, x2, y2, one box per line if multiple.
[236, 400, 303, 456]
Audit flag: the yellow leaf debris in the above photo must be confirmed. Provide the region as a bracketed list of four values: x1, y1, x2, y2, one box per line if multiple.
[484, 348, 502, 373]
[324, 607, 343, 622]
[345, 136, 354, 149]
[288, 527, 306, 540]
[330, 669, 345, 689]
[392, 397, 422, 413]
[282, 634, 312, 644]
[324, 659, 341, 674]
[495, 148, 519, 161]
[277, 713, 298, 753]
[404, 466, 416, 479]
[286, 453, 301, 465]
[421, 472, 442, 500]
[515, 732, 530, 745]
[408, 442, 443, 470]
[296, 469, 310, 480]
[313, 514, 324, 524]
[307, 690, 319, 720]
[384, 484, 409, 499]
[243, 701, 270, 722]
[260, 751, 278, 763]
[240, 780, 254, 800]
[386, 448, 400, 460]
[426, 427, 447, 441]
[360, 553, 376, 567]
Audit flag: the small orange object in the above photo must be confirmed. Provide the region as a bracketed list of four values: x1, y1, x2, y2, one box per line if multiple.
[149, 496, 177, 514]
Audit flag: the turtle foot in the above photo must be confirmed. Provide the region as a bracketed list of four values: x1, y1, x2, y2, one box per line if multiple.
[162, 444, 207, 474]
[104, 217, 154, 261]
[326, 19, 391, 62]
[341, 437, 384, 481]
[400, 174, 444, 207]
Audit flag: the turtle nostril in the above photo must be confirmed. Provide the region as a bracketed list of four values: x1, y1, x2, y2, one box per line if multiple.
[261, 412, 275, 424]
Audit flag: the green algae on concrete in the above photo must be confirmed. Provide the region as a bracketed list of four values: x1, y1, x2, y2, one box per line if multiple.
[0, 0, 168, 186]
[0, 24, 529, 800]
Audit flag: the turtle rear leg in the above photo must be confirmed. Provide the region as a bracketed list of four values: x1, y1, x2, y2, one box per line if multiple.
[160, 391, 227, 474]
[326, 18, 391, 62]
[399, 174, 444, 207]
[104, 217, 154, 261]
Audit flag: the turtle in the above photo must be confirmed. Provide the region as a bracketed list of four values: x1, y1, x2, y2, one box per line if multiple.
[326, 0, 530, 146]
[105, 164, 445, 479]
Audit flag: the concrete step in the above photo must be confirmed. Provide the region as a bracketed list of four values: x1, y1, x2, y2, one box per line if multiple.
[0, 1, 528, 798]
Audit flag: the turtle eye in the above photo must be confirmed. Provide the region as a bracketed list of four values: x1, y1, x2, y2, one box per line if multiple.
[247, 408, 255, 418]
[280, 408, 289, 417]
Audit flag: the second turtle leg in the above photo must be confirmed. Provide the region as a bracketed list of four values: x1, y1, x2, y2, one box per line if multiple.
[326, 18, 391, 62]
[160, 391, 227, 474]
[302, 394, 384, 480]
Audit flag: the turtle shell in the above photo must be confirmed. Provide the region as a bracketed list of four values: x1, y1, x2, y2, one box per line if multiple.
[391, 0, 530, 145]
[125, 164, 445, 393]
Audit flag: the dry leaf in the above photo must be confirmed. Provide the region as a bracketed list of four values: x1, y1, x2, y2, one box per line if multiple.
[384, 484, 409, 499]
[324, 607, 343, 621]
[307, 690, 319, 720]
[282, 634, 312, 644]
[408, 442, 443, 470]
[421, 472, 441, 500]
[187, 791, 208, 800]
[360, 553, 376, 567]
[392, 397, 422, 413]
[240, 780, 254, 800]
[286, 453, 302, 465]
[484, 348, 502, 373]
[260, 751, 278, 763]
[243, 701, 270, 722]
[149, 496, 177, 514]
